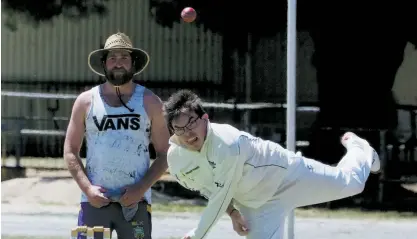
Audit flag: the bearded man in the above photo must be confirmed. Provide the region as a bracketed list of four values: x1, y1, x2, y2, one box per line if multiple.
[64, 32, 170, 239]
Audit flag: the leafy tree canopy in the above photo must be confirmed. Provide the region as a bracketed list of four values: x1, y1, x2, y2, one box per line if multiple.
[2, 0, 109, 31]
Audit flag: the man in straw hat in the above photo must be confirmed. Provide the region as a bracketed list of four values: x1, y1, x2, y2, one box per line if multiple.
[64, 32, 170, 239]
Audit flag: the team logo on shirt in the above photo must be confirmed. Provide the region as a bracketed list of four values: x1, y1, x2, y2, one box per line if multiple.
[208, 160, 216, 168]
[132, 225, 145, 239]
[93, 114, 141, 131]
[215, 181, 224, 188]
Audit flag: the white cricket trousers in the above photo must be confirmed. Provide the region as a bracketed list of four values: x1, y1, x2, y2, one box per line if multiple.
[236, 146, 373, 239]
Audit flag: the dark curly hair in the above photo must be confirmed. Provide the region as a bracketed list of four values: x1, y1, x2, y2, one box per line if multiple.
[163, 90, 206, 133]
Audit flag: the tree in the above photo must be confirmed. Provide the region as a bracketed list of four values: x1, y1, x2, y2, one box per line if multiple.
[2, 0, 110, 31]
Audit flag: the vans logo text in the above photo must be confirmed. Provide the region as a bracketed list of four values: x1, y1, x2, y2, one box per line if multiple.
[93, 114, 141, 131]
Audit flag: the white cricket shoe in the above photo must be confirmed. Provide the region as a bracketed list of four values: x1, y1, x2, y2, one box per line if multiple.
[341, 132, 381, 174]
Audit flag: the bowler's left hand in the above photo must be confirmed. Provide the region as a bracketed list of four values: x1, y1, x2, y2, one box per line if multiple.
[182, 228, 196, 239]
[119, 185, 144, 207]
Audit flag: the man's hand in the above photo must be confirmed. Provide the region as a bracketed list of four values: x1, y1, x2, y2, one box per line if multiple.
[119, 185, 144, 207]
[182, 228, 196, 239]
[230, 210, 249, 236]
[86, 185, 111, 208]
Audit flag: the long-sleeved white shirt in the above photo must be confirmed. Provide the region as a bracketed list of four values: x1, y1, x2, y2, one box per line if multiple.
[167, 122, 299, 239]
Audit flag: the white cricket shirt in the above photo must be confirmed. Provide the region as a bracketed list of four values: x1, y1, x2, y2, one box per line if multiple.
[167, 122, 298, 238]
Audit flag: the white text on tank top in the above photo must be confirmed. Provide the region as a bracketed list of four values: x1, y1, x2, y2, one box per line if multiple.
[83, 84, 151, 201]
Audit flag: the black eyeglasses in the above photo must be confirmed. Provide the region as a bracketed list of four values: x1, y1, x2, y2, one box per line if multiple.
[173, 117, 200, 136]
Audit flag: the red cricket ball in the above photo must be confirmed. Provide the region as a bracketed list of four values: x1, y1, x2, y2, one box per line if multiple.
[181, 7, 197, 23]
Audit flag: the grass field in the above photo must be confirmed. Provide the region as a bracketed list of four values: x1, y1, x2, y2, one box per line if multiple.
[1, 237, 178, 239]
[152, 203, 417, 219]
[3, 202, 417, 239]
[25, 200, 417, 220]
[1, 236, 62, 239]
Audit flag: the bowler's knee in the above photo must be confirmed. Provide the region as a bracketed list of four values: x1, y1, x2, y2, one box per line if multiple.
[341, 171, 366, 197]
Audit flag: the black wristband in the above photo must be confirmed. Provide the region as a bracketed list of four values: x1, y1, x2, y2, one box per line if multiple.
[229, 208, 238, 216]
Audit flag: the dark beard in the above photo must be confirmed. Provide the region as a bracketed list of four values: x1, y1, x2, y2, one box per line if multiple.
[105, 68, 134, 86]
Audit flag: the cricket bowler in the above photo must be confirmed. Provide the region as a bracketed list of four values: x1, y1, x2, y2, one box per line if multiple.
[164, 89, 381, 239]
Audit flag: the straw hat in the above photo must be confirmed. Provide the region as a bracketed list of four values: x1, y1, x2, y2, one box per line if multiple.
[88, 32, 150, 77]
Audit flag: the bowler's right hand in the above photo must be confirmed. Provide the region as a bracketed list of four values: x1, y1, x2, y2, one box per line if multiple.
[86, 185, 111, 208]
[230, 210, 249, 236]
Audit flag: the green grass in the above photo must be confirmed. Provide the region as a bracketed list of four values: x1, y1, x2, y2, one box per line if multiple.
[294, 207, 417, 219]
[28, 201, 417, 220]
[152, 203, 205, 213]
[1, 236, 64, 239]
[1, 208, 415, 239]
[152, 203, 417, 220]
[0, 235, 180, 239]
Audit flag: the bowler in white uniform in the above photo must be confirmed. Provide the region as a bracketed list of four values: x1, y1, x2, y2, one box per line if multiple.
[164, 90, 381, 239]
